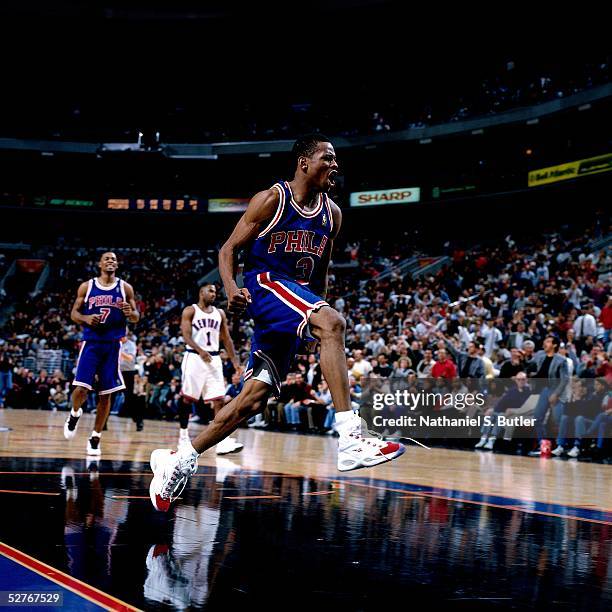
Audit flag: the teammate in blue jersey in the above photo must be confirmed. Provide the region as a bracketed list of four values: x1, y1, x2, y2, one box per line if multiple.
[64, 252, 140, 455]
[149, 134, 405, 511]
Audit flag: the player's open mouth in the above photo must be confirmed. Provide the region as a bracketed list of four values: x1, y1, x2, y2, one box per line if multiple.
[328, 171, 338, 186]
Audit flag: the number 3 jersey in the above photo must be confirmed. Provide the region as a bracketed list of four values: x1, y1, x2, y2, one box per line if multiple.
[243, 181, 333, 291]
[82, 277, 128, 341]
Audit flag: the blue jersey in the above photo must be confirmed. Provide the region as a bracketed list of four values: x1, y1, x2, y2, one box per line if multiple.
[82, 277, 128, 341]
[244, 181, 333, 291]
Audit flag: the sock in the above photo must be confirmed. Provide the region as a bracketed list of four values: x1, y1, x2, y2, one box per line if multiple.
[70, 407, 82, 417]
[179, 427, 189, 439]
[91, 431, 101, 438]
[178, 441, 199, 458]
[487, 436, 496, 441]
[335, 410, 358, 437]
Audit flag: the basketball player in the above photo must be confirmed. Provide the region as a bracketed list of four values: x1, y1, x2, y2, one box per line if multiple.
[150, 134, 405, 511]
[178, 283, 242, 455]
[64, 252, 139, 455]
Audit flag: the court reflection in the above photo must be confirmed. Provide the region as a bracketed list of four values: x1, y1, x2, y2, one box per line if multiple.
[0, 457, 609, 610]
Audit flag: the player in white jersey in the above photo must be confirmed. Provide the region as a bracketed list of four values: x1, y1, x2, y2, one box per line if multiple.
[179, 284, 242, 454]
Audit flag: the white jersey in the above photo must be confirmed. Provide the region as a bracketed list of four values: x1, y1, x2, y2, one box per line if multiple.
[190, 304, 222, 352]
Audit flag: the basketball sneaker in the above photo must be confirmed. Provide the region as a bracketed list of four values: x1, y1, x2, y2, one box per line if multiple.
[149, 448, 198, 512]
[215, 437, 243, 455]
[336, 412, 405, 472]
[63, 408, 83, 440]
[87, 435, 101, 456]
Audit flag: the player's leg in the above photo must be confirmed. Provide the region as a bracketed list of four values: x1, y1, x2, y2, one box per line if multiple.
[65, 342, 98, 440]
[178, 351, 204, 448]
[89, 341, 126, 455]
[212, 398, 244, 455]
[149, 379, 270, 511]
[308, 305, 405, 471]
[206, 356, 244, 455]
[192, 380, 269, 454]
[87, 394, 111, 456]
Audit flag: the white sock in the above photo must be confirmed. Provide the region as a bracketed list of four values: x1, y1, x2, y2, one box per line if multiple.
[70, 407, 82, 417]
[179, 428, 189, 438]
[91, 431, 101, 438]
[179, 441, 199, 457]
[335, 410, 359, 437]
[487, 436, 496, 441]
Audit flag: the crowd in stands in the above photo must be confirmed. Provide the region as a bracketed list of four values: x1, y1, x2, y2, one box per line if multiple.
[0, 221, 610, 459]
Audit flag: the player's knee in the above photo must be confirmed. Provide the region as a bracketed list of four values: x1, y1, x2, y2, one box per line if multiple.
[315, 308, 346, 339]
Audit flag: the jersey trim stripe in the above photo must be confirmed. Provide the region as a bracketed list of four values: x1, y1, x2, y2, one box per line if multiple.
[84, 280, 93, 303]
[257, 272, 327, 337]
[324, 194, 334, 234]
[285, 182, 324, 218]
[257, 183, 286, 238]
[93, 278, 119, 291]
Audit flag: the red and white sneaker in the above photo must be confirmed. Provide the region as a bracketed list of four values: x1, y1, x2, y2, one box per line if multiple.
[337, 431, 406, 471]
[149, 448, 198, 512]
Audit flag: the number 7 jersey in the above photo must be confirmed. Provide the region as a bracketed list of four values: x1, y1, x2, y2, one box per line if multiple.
[82, 277, 128, 341]
[244, 181, 333, 289]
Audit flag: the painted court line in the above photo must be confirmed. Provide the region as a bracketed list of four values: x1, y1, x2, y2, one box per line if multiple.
[0, 541, 140, 611]
[0, 490, 60, 496]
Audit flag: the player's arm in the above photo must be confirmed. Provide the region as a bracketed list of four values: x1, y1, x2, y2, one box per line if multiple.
[120, 282, 140, 323]
[180, 306, 211, 363]
[71, 282, 100, 327]
[218, 309, 241, 371]
[218, 188, 279, 313]
[313, 200, 342, 300]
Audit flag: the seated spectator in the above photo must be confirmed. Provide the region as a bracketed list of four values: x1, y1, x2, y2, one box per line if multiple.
[49, 384, 69, 411]
[475, 372, 532, 450]
[562, 378, 610, 458]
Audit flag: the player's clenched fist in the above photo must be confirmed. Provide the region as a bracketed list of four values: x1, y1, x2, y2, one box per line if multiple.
[84, 314, 101, 327]
[228, 288, 252, 314]
[120, 301, 133, 316]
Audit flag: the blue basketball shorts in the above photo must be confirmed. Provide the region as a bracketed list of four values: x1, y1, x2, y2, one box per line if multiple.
[243, 272, 328, 397]
[72, 340, 125, 395]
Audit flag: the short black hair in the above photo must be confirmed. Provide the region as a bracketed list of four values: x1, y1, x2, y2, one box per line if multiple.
[199, 283, 216, 292]
[292, 133, 332, 162]
[545, 334, 560, 349]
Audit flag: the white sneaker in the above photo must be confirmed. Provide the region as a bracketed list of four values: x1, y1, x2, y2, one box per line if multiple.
[567, 446, 580, 458]
[337, 432, 405, 472]
[474, 435, 488, 449]
[227, 437, 244, 453]
[63, 408, 83, 440]
[215, 438, 233, 455]
[86, 435, 101, 456]
[484, 437, 495, 451]
[149, 448, 198, 512]
[552, 445, 565, 457]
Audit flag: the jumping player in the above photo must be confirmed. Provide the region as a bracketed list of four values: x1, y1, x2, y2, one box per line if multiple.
[178, 283, 242, 455]
[64, 252, 139, 455]
[149, 134, 405, 511]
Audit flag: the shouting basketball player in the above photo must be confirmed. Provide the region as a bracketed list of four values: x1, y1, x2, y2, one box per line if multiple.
[149, 134, 405, 511]
[178, 283, 242, 455]
[64, 252, 139, 455]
